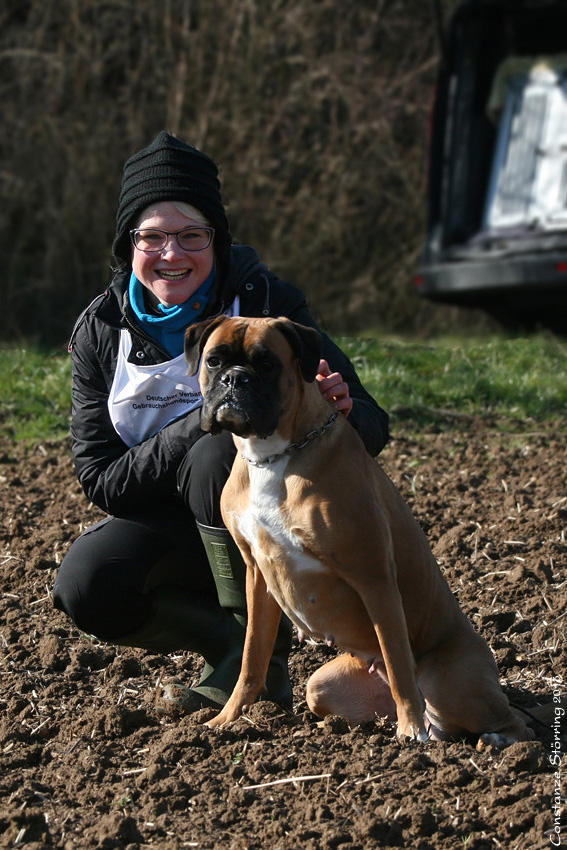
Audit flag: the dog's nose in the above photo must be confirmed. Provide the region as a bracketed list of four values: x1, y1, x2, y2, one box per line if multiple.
[220, 366, 251, 388]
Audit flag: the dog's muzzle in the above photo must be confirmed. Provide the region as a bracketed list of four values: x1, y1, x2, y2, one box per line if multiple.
[202, 366, 281, 439]
[218, 365, 252, 389]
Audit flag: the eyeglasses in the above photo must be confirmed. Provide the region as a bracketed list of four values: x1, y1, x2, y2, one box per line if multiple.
[130, 226, 215, 253]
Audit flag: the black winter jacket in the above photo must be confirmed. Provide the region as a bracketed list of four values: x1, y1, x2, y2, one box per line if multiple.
[69, 245, 389, 517]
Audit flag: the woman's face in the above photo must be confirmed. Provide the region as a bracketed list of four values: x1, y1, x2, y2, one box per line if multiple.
[131, 202, 215, 307]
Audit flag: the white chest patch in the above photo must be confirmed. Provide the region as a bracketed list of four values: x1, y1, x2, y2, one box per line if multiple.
[234, 435, 327, 633]
[231, 436, 377, 656]
[236, 438, 325, 577]
[237, 452, 299, 554]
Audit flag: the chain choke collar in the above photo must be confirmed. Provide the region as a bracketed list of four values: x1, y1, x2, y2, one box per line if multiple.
[242, 412, 338, 468]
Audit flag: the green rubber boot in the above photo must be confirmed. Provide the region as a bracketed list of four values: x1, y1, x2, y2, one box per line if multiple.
[162, 523, 293, 714]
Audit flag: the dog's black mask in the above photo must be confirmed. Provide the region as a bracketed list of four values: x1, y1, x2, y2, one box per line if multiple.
[185, 316, 322, 439]
[201, 351, 283, 439]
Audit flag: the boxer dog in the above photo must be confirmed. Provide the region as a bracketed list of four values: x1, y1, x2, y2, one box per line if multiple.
[185, 315, 533, 744]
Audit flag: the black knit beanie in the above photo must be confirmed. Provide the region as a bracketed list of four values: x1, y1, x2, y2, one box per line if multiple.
[112, 131, 232, 278]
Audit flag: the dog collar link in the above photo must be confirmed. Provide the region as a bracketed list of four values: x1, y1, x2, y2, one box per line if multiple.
[243, 412, 338, 467]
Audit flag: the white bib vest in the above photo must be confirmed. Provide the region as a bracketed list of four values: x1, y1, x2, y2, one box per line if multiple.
[108, 298, 239, 447]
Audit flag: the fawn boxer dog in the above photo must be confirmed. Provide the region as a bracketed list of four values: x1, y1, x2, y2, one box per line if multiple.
[185, 315, 533, 744]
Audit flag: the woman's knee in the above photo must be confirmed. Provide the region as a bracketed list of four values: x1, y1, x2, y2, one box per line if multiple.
[52, 518, 159, 638]
[53, 547, 134, 637]
[53, 508, 213, 639]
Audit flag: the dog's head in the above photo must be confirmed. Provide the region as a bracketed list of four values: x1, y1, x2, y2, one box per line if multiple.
[185, 315, 321, 438]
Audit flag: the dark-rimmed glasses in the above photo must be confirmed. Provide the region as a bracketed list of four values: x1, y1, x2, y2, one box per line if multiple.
[130, 226, 215, 253]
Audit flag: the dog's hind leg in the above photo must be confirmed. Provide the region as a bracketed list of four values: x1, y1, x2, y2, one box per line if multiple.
[306, 653, 397, 726]
[416, 630, 534, 744]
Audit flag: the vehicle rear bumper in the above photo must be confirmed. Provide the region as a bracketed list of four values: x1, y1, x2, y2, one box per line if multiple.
[415, 252, 567, 306]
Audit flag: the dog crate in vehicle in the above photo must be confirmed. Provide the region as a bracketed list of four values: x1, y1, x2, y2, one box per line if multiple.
[415, 0, 567, 331]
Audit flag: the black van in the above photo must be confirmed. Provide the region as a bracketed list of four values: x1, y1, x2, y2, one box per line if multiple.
[415, 0, 567, 332]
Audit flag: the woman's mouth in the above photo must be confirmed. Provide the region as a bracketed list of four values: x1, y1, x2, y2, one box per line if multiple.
[157, 269, 191, 281]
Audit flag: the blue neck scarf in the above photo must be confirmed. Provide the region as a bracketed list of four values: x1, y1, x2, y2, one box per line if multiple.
[129, 268, 215, 358]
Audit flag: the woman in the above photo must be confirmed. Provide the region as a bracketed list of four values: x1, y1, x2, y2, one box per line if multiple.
[53, 131, 389, 714]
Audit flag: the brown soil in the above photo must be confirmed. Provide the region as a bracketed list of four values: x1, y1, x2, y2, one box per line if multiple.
[1, 422, 565, 849]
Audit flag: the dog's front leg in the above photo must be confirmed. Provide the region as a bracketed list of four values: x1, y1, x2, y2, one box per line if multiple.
[351, 569, 427, 742]
[206, 561, 282, 728]
[378, 594, 427, 742]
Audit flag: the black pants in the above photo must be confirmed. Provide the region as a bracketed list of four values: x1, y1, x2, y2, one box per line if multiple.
[53, 430, 236, 641]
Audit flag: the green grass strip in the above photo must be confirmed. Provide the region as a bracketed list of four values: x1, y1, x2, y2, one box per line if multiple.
[1, 335, 566, 442]
[339, 334, 567, 425]
[0, 347, 72, 442]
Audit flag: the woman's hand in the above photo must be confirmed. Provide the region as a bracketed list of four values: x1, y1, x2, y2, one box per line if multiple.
[315, 359, 353, 417]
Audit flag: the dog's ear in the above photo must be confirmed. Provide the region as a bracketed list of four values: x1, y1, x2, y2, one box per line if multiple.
[273, 318, 322, 382]
[184, 315, 228, 375]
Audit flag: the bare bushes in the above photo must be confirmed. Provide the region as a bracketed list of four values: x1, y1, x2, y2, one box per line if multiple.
[1, 0, 443, 343]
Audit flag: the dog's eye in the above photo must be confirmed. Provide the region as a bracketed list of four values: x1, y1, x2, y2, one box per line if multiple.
[206, 355, 221, 369]
[256, 355, 279, 373]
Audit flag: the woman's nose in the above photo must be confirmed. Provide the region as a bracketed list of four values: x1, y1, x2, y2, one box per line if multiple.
[161, 235, 186, 257]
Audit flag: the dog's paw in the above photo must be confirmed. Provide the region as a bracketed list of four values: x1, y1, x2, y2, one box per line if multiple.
[477, 732, 516, 750]
[204, 702, 251, 729]
[205, 708, 237, 729]
[396, 722, 429, 743]
[204, 712, 226, 729]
